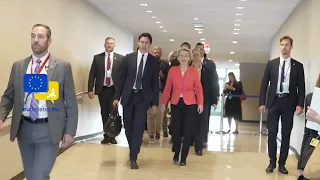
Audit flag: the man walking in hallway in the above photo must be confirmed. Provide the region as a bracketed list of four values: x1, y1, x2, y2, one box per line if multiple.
[113, 33, 159, 169]
[259, 35, 305, 174]
[147, 46, 169, 140]
[88, 37, 124, 144]
[0, 24, 78, 180]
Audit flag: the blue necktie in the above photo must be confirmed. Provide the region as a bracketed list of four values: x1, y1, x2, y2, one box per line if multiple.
[29, 59, 41, 121]
[135, 55, 144, 89]
[280, 60, 286, 92]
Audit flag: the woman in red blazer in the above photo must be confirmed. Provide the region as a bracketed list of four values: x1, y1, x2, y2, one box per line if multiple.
[160, 47, 204, 166]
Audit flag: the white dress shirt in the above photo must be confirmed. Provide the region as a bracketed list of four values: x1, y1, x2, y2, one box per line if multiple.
[22, 52, 50, 118]
[277, 56, 291, 94]
[103, 51, 114, 87]
[133, 50, 148, 90]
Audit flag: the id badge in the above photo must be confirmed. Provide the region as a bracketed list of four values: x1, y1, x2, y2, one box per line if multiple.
[282, 82, 289, 92]
[310, 138, 319, 147]
[106, 70, 111, 78]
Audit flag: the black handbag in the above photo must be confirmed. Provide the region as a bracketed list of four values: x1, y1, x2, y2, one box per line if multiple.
[104, 107, 122, 137]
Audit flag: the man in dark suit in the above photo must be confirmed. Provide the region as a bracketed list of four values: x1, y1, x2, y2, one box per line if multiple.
[259, 35, 305, 174]
[113, 33, 159, 169]
[194, 43, 219, 151]
[88, 37, 124, 144]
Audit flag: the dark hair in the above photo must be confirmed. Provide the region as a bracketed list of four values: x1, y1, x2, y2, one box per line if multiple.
[181, 42, 191, 49]
[280, 35, 293, 46]
[196, 42, 204, 47]
[105, 37, 115, 41]
[138, 33, 152, 44]
[228, 72, 237, 82]
[32, 24, 51, 39]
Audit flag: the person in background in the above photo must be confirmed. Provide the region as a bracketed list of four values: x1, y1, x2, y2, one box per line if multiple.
[147, 46, 169, 140]
[259, 35, 305, 174]
[170, 42, 191, 67]
[160, 47, 203, 166]
[88, 37, 124, 144]
[223, 72, 243, 133]
[0, 24, 78, 180]
[113, 33, 159, 169]
[296, 73, 320, 180]
[168, 50, 178, 66]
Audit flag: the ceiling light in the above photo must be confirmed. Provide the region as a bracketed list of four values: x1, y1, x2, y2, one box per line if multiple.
[151, 16, 156, 18]
[198, 31, 203, 34]
[194, 17, 198, 20]
[234, 24, 240, 26]
[232, 41, 238, 43]
[233, 32, 239, 35]
[230, 52, 235, 54]
[236, 7, 244, 9]
[156, 21, 161, 24]
[169, 39, 174, 41]
[229, 60, 233, 62]
[200, 38, 205, 41]
[140, 4, 147, 6]
[194, 28, 204, 31]
[163, 30, 167, 32]
[240, 0, 246, 1]
[236, 13, 242, 16]
[235, 19, 242, 22]
[201, 41, 206, 44]
[146, 10, 152, 13]
[159, 26, 164, 28]
[235, 63, 240, 66]
[234, 28, 240, 30]
[193, 23, 204, 28]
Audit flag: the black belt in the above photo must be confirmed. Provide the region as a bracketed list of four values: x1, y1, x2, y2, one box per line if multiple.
[276, 93, 289, 98]
[22, 116, 48, 124]
[132, 89, 142, 93]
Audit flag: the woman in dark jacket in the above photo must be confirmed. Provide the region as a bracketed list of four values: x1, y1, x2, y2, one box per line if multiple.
[223, 72, 243, 133]
[296, 74, 320, 180]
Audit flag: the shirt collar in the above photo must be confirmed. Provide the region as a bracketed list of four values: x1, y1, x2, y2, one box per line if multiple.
[280, 56, 291, 64]
[201, 57, 204, 64]
[32, 52, 50, 63]
[138, 50, 148, 57]
[105, 51, 114, 56]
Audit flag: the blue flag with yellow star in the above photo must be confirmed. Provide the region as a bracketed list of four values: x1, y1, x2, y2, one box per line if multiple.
[23, 74, 48, 93]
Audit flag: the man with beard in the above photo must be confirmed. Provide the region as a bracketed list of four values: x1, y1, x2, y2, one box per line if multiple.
[259, 35, 305, 174]
[0, 24, 78, 180]
[147, 46, 169, 140]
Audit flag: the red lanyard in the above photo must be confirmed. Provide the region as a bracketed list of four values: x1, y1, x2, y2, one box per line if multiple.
[30, 54, 50, 74]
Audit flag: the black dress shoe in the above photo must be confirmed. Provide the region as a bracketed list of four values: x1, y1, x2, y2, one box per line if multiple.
[101, 138, 109, 144]
[278, 165, 288, 174]
[130, 161, 139, 169]
[179, 162, 186, 166]
[265, 163, 276, 173]
[297, 175, 310, 180]
[110, 138, 117, 144]
[196, 151, 203, 156]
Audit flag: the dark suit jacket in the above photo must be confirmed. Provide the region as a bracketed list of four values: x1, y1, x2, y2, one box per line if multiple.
[115, 52, 160, 107]
[170, 58, 180, 67]
[159, 59, 169, 90]
[88, 52, 124, 95]
[259, 57, 305, 108]
[200, 59, 219, 105]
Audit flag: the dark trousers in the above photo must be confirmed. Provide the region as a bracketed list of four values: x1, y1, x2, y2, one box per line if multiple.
[267, 96, 295, 165]
[171, 98, 197, 162]
[123, 91, 148, 161]
[195, 104, 210, 152]
[98, 86, 115, 139]
[297, 127, 319, 170]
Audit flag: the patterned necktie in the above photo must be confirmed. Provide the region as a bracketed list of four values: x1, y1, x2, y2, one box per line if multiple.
[135, 55, 144, 89]
[29, 59, 42, 121]
[105, 54, 111, 85]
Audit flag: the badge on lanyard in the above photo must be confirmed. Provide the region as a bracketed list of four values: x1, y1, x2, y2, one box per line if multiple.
[282, 82, 289, 92]
[310, 137, 319, 147]
[106, 70, 111, 78]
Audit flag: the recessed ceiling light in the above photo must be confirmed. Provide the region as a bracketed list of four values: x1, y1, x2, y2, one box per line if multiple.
[140, 4, 147, 6]
[236, 13, 242, 16]
[156, 21, 161, 24]
[233, 32, 239, 35]
[151, 16, 156, 18]
[194, 17, 198, 20]
[240, 0, 246, 1]
[198, 31, 203, 34]
[193, 23, 204, 28]
[200, 38, 205, 41]
[230, 52, 235, 54]
[235, 63, 240, 66]
[236, 7, 244, 9]
[159, 26, 164, 28]
[235, 19, 242, 22]
[232, 41, 238, 43]
[194, 28, 204, 31]
[146, 10, 152, 13]
[229, 60, 233, 62]
[169, 39, 174, 41]
[163, 30, 167, 32]
[234, 28, 240, 30]
[234, 24, 241, 26]
[201, 41, 206, 44]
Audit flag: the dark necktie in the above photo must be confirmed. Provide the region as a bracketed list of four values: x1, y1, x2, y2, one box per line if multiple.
[135, 55, 144, 89]
[280, 60, 286, 92]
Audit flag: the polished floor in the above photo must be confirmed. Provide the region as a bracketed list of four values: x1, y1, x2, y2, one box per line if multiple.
[0, 96, 319, 180]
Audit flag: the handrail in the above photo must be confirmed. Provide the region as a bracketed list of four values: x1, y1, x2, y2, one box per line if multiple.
[6, 91, 88, 119]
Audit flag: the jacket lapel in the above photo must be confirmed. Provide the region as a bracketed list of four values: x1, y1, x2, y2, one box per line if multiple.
[21, 57, 32, 104]
[47, 56, 57, 81]
[274, 57, 280, 83]
[289, 59, 296, 88]
[112, 53, 117, 70]
[143, 54, 151, 76]
[132, 52, 138, 76]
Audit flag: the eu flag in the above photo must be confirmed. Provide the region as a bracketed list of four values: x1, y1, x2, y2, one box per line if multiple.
[23, 74, 48, 93]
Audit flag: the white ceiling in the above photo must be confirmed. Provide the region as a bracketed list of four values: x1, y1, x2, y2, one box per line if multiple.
[87, 0, 300, 67]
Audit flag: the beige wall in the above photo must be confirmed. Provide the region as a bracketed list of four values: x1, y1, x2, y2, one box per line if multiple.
[270, 0, 320, 153]
[0, 0, 134, 98]
[240, 62, 267, 122]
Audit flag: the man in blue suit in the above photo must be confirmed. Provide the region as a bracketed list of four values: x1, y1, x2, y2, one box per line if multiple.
[113, 32, 159, 169]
